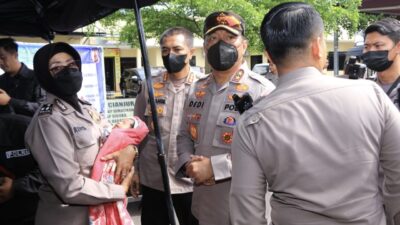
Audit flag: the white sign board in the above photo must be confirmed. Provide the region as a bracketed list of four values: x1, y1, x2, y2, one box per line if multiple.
[106, 98, 136, 124]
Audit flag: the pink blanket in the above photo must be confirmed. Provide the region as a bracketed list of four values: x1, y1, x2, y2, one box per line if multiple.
[89, 117, 149, 225]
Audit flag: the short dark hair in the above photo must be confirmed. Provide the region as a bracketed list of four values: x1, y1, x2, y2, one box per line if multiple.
[159, 27, 194, 48]
[260, 2, 324, 66]
[364, 18, 400, 44]
[0, 38, 18, 53]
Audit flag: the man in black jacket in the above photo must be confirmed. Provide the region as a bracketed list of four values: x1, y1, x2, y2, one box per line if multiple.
[0, 38, 45, 116]
[0, 114, 42, 225]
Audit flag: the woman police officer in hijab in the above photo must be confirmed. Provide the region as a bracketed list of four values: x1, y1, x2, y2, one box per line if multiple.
[24, 42, 136, 225]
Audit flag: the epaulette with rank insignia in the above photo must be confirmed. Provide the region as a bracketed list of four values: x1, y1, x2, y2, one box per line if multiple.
[38, 104, 53, 116]
[248, 70, 269, 85]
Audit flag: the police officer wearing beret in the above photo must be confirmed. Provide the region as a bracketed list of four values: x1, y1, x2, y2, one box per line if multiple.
[175, 11, 275, 225]
[231, 2, 400, 225]
[24, 42, 136, 225]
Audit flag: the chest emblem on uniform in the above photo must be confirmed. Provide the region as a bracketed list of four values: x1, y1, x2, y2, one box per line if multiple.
[223, 116, 236, 126]
[154, 91, 165, 97]
[231, 70, 244, 82]
[195, 90, 206, 99]
[189, 113, 201, 121]
[189, 123, 198, 141]
[153, 82, 165, 89]
[88, 109, 101, 123]
[222, 131, 233, 144]
[157, 106, 164, 115]
[236, 84, 249, 92]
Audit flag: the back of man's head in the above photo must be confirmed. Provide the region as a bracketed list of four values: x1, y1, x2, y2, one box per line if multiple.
[159, 27, 194, 48]
[364, 18, 400, 44]
[260, 2, 324, 66]
[0, 38, 18, 53]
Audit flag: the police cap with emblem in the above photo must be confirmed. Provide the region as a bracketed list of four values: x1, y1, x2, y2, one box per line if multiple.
[203, 11, 245, 36]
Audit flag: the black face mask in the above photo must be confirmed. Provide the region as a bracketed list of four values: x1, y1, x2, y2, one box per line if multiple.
[52, 67, 83, 96]
[361, 50, 394, 72]
[162, 53, 187, 73]
[207, 40, 238, 71]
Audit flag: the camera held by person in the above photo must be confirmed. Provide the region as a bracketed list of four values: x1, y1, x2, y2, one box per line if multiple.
[344, 56, 367, 80]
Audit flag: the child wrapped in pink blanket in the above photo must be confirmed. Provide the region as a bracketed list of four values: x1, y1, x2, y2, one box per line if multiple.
[89, 116, 149, 225]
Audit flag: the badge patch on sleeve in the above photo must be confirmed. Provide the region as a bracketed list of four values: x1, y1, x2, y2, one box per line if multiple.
[39, 104, 53, 116]
[223, 116, 236, 126]
[222, 131, 233, 144]
[189, 123, 198, 141]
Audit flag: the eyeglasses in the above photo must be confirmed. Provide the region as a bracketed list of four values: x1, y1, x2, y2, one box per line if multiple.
[49, 59, 79, 75]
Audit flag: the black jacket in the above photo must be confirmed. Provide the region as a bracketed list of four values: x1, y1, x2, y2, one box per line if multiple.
[0, 114, 42, 225]
[0, 63, 45, 116]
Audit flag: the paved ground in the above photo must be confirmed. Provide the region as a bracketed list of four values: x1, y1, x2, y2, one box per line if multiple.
[127, 198, 142, 225]
[127, 197, 180, 225]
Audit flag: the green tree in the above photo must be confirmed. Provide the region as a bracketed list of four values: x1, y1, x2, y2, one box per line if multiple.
[99, 0, 370, 53]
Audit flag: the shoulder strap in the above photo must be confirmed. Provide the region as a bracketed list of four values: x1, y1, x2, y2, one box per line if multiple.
[386, 76, 400, 96]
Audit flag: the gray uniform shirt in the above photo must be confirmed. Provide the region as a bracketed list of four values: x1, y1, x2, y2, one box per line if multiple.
[230, 67, 400, 225]
[25, 93, 126, 225]
[134, 69, 201, 193]
[376, 77, 400, 110]
[176, 64, 275, 225]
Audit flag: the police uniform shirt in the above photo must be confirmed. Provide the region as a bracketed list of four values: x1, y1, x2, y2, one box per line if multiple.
[176, 63, 275, 225]
[25, 93, 125, 225]
[134, 69, 202, 193]
[230, 67, 400, 225]
[376, 78, 400, 110]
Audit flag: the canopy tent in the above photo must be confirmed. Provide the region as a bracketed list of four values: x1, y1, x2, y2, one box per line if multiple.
[0, 0, 155, 40]
[360, 0, 400, 15]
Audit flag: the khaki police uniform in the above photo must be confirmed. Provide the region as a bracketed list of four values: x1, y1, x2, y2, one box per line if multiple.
[230, 67, 400, 225]
[134, 69, 201, 193]
[25, 93, 126, 225]
[175, 64, 275, 225]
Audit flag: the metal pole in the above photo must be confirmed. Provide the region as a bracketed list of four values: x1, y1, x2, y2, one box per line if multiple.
[132, 1, 176, 225]
[333, 29, 339, 76]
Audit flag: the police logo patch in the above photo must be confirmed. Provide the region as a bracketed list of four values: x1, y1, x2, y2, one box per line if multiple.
[222, 131, 233, 144]
[157, 106, 164, 115]
[236, 84, 249, 92]
[154, 91, 165, 97]
[189, 123, 198, 141]
[195, 90, 206, 99]
[87, 109, 101, 123]
[189, 113, 201, 121]
[39, 104, 53, 115]
[223, 116, 236, 126]
[153, 82, 165, 89]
